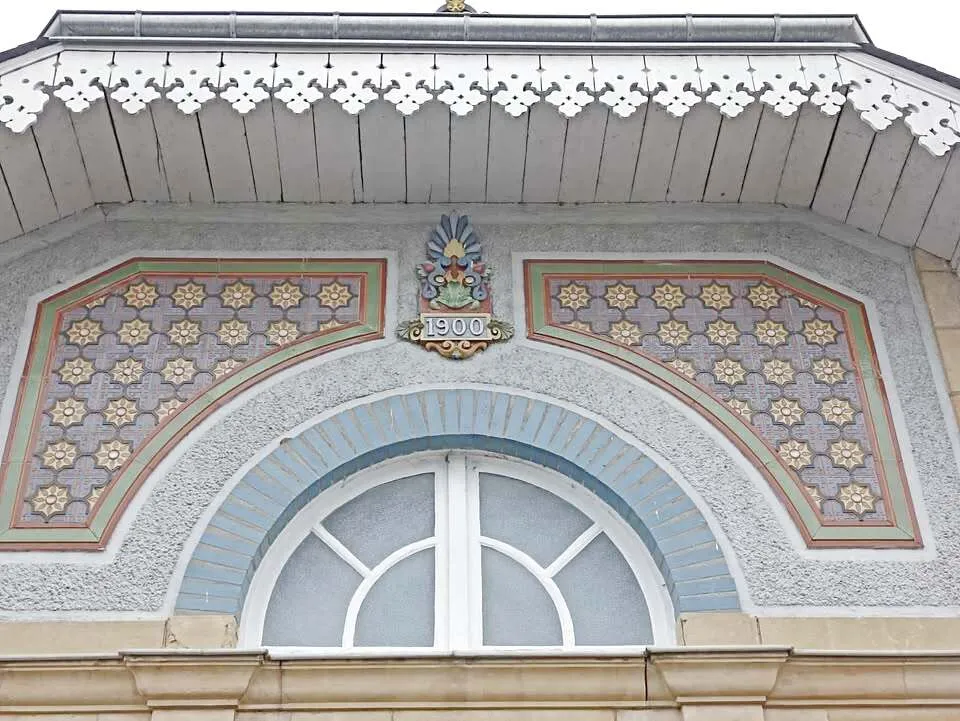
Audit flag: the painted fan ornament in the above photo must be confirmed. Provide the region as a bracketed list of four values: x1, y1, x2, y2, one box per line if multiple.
[399, 212, 513, 359]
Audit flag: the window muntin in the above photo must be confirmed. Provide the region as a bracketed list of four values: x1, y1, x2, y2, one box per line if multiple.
[246, 453, 674, 652]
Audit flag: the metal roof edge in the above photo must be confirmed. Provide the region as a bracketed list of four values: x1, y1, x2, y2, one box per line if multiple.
[858, 44, 960, 93]
[0, 37, 56, 66]
[40, 10, 870, 46]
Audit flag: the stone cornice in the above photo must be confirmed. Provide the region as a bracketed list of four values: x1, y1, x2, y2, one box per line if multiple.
[0, 49, 958, 155]
[2, 650, 960, 713]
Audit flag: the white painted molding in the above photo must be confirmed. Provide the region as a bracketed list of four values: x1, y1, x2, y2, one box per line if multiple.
[3, 50, 959, 155]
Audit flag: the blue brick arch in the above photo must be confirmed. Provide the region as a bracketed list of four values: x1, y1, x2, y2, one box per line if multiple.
[175, 389, 741, 617]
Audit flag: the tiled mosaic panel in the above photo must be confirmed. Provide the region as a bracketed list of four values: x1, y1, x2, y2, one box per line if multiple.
[11, 269, 367, 529]
[539, 271, 900, 529]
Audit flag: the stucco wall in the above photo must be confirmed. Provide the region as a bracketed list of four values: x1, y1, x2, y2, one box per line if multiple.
[0, 203, 956, 615]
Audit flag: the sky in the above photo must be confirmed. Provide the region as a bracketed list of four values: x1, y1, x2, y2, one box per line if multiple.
[2, 0, 959, 79]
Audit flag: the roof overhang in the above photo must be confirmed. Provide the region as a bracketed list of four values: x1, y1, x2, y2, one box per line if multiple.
[0, 12, 958, 263]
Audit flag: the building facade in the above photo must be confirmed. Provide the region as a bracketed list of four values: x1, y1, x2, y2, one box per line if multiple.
[1, 8, 960, 720]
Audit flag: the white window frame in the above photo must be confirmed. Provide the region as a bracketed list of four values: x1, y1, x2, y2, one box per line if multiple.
[240, 451, 676, 654]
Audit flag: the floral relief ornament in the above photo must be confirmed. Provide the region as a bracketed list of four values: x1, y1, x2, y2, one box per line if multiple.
[838, 482, 877, 515]
[172, 282, 206, 309]
[610, 320, 642, 346]
[317, 282, 353, 310]
[398, 212, 513, 360]
[658, 319, 691, 347]
[31, 484, 72, 519]
[94, 440, 132, 471]
[558, 283, 591, 310]
[700, 283, 734, 310]
[605, 283, 639, 311]
[59, 358, 95, 385]
[49, 398, 87, 427]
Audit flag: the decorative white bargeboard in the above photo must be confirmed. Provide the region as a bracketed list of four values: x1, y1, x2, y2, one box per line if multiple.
[1, 50, 958, 155]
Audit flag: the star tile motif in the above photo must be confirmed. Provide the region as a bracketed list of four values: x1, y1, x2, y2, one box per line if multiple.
[713, 359, 747, 385]
[86, 486, 104, 509]
[66, 319, 103, 346]
[59, 358, 95, 385]
[830, 440, 866, 470]
[30, 484, 71, 519]
[604, 283, 639, 311]
[755, 320, 789, 347]
[763, 359, 796, 385]
[167, 320, 202, 347]
[727, 398, 753, 420]
[747, 283, 781, 310]
[103, 398, 139, 427]
[770, 398, 805, 426]
[155, 399, 183, 421]
[805, 484, 824, 507]
[213, 359, 240, 379]
[812, 358, 846, 384]
[267, 320, 301, 346]
[3, 260, 379, 541]
[111, 358, 144, 384]
[123, 282, 159, 309]
[565, 320, 593, 333]
[118, 319, 153, 346]
[779, 440, 813, 470]
[838, 482, 877, 515]
[668, 358, 696, 378]
[161, 358, 197, 385]
[658, 320, 691, 347]
[706, 319, 740, 347]
[651, 282, 686, 310]
[42, 441, 78, 471]
[49, 398, 87, 427]
[557, 283, 591, 310]
[537, 264, 909, 535]
[270, 282, 304, 310]
[172, 282, 206, 309]
[221, 281, 256, 310]
[803, 319, 839, 346]
[700, 283, 734, 310]
[821, 398, 856, 426]
[218, 319, 251, 346]
[94, 440, 132, 471]
[318, 282, 353, 309]
[609, 320, 642, 346]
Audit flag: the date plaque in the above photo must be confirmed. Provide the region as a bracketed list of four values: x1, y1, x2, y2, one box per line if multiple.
[398, 213, 513, 360]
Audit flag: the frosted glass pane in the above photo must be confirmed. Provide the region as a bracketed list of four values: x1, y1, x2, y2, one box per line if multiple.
[355, 547, 435, 647]
[481, 546, 562, 646]
[554, 533, 653, 645]
[262, 533, 361, 646]
[479, 473, 593, 567]
[323, 473, 435, 567]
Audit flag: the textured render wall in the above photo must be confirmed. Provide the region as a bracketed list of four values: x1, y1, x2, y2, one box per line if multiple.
[0, 204, 956, 614]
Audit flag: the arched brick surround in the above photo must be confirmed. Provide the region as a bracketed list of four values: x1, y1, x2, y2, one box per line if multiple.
[175, 388, 742, 618]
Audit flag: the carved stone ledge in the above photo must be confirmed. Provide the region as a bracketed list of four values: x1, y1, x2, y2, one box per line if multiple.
[1, 651, 960, 713]
[124, 651, 264, 709]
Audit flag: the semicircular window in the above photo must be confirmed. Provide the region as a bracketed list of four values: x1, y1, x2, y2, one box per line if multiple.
[251, 453, 670, 651]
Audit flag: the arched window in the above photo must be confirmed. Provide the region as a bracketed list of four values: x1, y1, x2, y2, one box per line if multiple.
[241, 453, 674, 652]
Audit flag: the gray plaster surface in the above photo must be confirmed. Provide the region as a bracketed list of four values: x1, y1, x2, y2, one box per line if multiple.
[0, 204, 956, 614]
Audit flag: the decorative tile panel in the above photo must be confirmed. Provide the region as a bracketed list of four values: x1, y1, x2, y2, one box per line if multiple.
[524, 260, 920, 548]
[0, 258, 387, 550]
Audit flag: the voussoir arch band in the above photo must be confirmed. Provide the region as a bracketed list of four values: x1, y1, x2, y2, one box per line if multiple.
[174, 388, 741, 618]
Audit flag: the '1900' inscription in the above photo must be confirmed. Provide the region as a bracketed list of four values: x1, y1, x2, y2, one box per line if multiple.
[421, 313, 493, 341]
